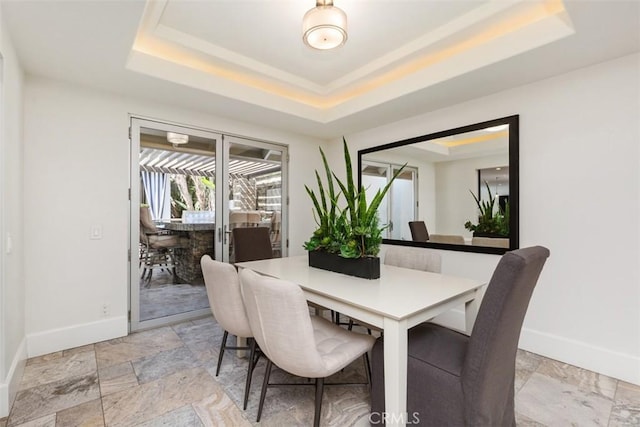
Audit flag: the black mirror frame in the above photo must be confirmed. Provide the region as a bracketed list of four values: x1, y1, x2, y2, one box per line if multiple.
[358, 115, 519, 255]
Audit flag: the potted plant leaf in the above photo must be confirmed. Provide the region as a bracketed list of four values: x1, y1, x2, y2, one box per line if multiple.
[464, 181, 509, 238]
[304, 138, 405, 279]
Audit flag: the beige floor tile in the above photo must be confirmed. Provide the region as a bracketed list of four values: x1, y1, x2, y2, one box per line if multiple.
[536, 358, 618, 399]
[19, 351, 96, 391]
[608, 381, 640, 426]
[8, 374, 99, 426]
[192, 392, 251, 427]
[25, 352, 63, 367]
[63, 344, 96, 357]
[516, 372, 613, 426]
[99, 372, 139, 397]
[136, 405, 204, 427]
[98, 361, 134, 381]
[55, 399, 104, 427]
[8, 414, 55, 427]
[94, 327, 183, 369]
[101, 367, 219, 427]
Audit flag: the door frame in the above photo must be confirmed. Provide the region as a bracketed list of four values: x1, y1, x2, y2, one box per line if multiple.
[220, 134, 289, 263]
[128, 117, 289, 332]
[129, 117, 223, 332]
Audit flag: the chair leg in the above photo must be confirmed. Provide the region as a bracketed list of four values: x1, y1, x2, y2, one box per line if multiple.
[313, 377, 324, 427]
[348, 319, 372, 335]
[243, 338, 258, 410]
[363, 353, 372, 391]
[257, 358, 273, 422]
[216, 330, 229, 376]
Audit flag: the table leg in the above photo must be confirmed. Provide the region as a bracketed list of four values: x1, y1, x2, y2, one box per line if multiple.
[383, 317, 408, 427]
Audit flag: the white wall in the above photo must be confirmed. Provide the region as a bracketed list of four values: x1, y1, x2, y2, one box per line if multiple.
[331, 53, 640, 384]
[435, 153, 509, 236]
[0, 5, 27, 417]
[22, 77, 323, 356]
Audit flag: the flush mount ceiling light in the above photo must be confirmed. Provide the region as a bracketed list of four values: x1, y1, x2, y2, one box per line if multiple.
[303, 0, 347, 50]
[167, 132, 189, 145]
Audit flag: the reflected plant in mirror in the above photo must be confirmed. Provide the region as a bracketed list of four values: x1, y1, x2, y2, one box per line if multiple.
[464, 180, 509, 237]
[358, 115, 519, 254]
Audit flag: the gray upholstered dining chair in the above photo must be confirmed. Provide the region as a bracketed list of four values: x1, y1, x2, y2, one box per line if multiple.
[239, 268, 376, 427]
[232, 227, 273, 263]
[370, 246, 550, 426]
[200, 255, 258, 410]
[409, 221, 429, 242]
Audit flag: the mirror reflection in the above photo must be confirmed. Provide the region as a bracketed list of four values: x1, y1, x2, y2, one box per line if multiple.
[358, 116, 518, 254]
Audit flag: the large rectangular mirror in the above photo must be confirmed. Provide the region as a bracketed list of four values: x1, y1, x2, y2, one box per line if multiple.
[358, 115, 519, 254]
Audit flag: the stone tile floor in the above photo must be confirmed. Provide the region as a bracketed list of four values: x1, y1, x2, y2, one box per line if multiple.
[2, 315, 638, 426]
[139, 269, 209, 322]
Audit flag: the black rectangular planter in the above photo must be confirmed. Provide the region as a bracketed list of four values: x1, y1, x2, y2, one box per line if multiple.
[308, 250, 380, 279]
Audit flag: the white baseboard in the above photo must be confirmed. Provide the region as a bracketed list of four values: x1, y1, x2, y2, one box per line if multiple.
[519, 328, 640, 386]
[0, 337, 27, 418]
[434, 308, 640, 386]
[26, 316, 128, 358]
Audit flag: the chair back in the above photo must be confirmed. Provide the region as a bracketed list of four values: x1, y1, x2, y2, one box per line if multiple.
[462, 246, 550, 424]
[472, 237, 510, 248]
[140, 206, 159, 234]
[239, 269, 325, 377]
[230, 210, 262, 228]
[201, 255, 252, 338]
[384, 246, 441, 273]
[428, 234, 465, 245]
[233, 227, 273, 263]
[408, 221, 429, 242]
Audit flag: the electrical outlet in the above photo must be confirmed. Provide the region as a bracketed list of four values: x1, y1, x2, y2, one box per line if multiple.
[102, 303, 109, 317]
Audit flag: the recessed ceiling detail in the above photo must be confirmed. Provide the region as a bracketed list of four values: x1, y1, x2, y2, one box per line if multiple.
[127, 0, 574, 123]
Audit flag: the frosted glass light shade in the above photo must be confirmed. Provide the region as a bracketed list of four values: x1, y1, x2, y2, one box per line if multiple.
[167, 132, 189, 145]
[303, 5, 347, 50]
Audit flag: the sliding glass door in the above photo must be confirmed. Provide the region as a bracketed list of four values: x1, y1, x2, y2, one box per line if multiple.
[129, 118, 288, 331]
[221, 136, 288, 263]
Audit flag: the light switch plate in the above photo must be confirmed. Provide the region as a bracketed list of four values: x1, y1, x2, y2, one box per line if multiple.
[90, 225, 103, 240]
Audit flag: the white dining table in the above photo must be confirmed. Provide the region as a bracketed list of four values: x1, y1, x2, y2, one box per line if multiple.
[236, 255, 485, 427]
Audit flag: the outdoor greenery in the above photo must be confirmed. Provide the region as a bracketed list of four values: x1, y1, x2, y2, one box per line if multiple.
[464, 180, 509, 237]
[304, 138, 405, 259]
[170, 175, 215, 218]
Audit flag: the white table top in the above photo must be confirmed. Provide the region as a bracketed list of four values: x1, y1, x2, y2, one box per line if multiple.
[236, 255, 483, 321]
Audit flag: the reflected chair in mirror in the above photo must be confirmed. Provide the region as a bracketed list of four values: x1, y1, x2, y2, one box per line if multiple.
[201, 255, 258, 410]
[472, 236, 510, 248]
[428, 234, 465, 245]
[239, 269, 376, 427]
[233, 227, 273, 263]
[409, 221, 429, 242]
[370, 246, 550, 426]
[139, 206, 185, 285]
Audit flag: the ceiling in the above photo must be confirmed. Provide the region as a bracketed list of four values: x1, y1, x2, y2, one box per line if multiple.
[3, 0, 639, 139]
